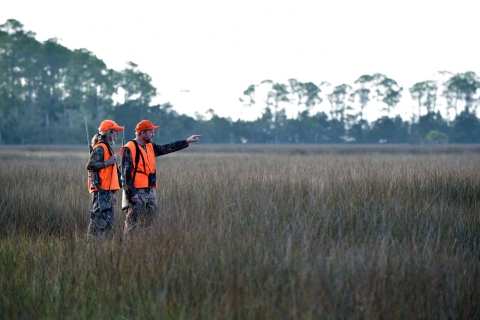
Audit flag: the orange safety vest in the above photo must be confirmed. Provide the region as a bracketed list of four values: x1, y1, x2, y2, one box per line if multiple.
[121, 141, 157, 189]
[88, 143, 121, 193]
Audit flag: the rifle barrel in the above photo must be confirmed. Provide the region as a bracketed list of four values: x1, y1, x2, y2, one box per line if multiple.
[84, 115, 92, 154]
[84, 115, 95, 190]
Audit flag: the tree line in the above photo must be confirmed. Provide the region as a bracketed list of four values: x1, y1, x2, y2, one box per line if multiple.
[1, 19, 480, 145]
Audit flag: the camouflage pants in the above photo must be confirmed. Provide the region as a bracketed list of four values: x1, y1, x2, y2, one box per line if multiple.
[124, 188, 158, 236]
[87, 190, 115, 239]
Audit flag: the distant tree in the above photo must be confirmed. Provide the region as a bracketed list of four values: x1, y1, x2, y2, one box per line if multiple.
[0, 19, 45, 143]
[0, 21, 24, 108]
[287, 78, 304, 110]
[327, 84, 352, 122]
[348, 120, 370, 143]
[240, 84, 256, 107]
[38, 39, 70, 119]
[451, 110, 480, 143]
[411, 111, 448, 144]
[109, 100, 147, 137]
[444, 72, 480, 115]
[264, 82, 289, 143]
[195, 110, 234, 144]
[351, 74, 375, 122]
[303, 82, 323, 111]
[350, 75, 377, 143]
[60, 48, 116, 139]
[410, 80, 438, 119]
[250, 106, 274, 143]
[438, 70, 456, 120]
[377, 76, 402, 116]
[325, 118, 346, 143]
[424, 130, 449, 144]
[369, 116, 410, 144]
[327, 84, 352, 140]
[318, 81, 332, 110]
[118, 61, 156, 106]
[309, 111, 330, 143]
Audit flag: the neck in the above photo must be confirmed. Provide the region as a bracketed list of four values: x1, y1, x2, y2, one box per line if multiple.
[134, 137, 146, 146]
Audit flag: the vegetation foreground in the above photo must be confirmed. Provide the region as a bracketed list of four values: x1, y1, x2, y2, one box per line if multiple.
[0, 145, 479, 319]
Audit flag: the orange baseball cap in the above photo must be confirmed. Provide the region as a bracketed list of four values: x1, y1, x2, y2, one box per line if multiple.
[99, 119, 124, 132]
[135, 120, 160, 131]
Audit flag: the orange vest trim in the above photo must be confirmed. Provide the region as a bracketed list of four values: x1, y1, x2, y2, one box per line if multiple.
[88, 143, 121, 193]
[121, 141, 157, 189]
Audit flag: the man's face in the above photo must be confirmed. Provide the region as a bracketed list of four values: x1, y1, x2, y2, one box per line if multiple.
[142, 130, 155, 142]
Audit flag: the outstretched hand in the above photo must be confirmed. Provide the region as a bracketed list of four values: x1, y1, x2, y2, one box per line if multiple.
[186, 135, 202, 143]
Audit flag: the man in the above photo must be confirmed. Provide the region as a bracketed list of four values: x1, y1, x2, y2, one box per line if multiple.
[120, 119, 201, 236]
[86, 119, 124, 239]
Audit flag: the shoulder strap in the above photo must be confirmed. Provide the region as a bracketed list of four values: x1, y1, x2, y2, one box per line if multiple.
[97, 140, 114, 156]
[131, 140, 147, 183]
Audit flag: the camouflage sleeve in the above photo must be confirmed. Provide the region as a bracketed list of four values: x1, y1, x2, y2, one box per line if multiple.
[121, 147, 137, 198]
[152, 140, 188, 157]
[86, 146, 106, 171]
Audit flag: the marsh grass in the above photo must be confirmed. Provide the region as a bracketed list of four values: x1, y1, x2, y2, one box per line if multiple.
[0, 145, 479, 319]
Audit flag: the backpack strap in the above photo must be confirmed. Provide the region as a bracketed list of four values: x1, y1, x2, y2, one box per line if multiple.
[130, 140, 147, 184]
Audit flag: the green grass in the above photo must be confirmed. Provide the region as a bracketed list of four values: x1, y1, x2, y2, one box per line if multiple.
[0, 145, 479, 319]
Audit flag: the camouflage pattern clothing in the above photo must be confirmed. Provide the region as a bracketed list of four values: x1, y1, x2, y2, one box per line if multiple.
[87, 189, 115, 238]
[124, 188, 158, 234]
[121, 140, 188, 235]
[86, 139, 116, 238]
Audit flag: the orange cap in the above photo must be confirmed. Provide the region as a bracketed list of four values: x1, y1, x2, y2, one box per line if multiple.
[99, 120, 124, 132]
[135, 120, 160, 131]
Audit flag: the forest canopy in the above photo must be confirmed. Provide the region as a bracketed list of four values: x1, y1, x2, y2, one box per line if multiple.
[1, 19, 480, 144]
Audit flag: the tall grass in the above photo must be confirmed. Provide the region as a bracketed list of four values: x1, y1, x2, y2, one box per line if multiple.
[0, 145, 479, 319]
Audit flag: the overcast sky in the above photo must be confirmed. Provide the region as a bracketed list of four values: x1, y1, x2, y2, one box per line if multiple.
[2, 0, 479, 120]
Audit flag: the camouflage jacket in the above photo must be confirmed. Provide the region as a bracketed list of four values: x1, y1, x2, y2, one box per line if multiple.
[86, 138, 112, 171]
[121, 140, 188, 198]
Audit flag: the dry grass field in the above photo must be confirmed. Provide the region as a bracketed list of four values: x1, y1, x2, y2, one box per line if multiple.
[0, 144, 479, 319]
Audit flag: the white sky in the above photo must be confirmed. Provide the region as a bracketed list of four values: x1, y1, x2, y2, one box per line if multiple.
[2, 0, 480, 121]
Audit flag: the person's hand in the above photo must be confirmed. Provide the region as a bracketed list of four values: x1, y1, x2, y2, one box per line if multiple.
[186, 135, 202, 143]
[131, 194, 139, 203]
[112, 195, 117, 205]
[109, 154, 117, 164]
[105, 155, 117, 166]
